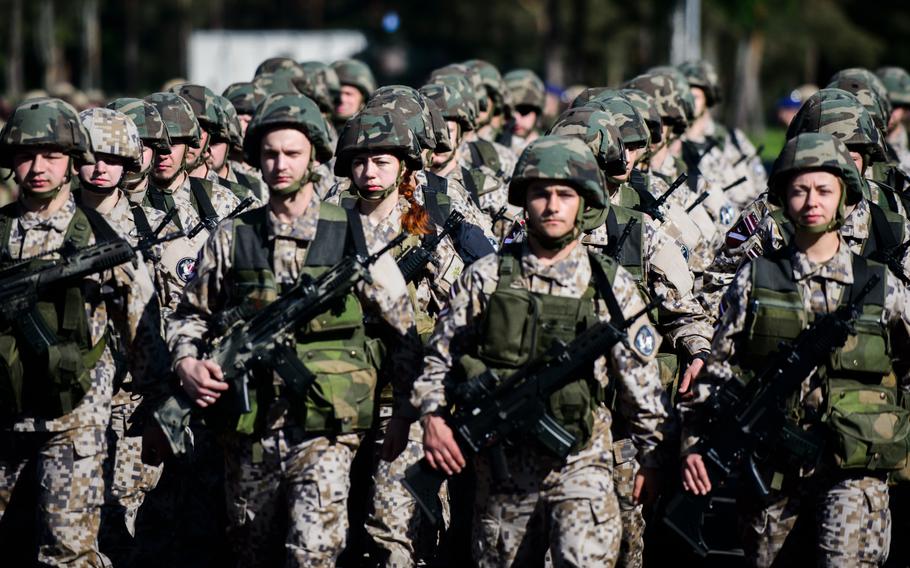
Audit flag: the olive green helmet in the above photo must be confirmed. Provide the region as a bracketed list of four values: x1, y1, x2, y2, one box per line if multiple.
[254, 57, 300, 77]
[252, 70, 302, 97]
[210, 94, 244, 150]
[169, 83, 220, 133]
[0, 97, 95, 168]
[876, 66, 910, 108]
[299, 61, 341, 113]
[618, 88, 663, 145]
[78, 107, 144, 173]
[334, 107, 424, 178]
[785, 88, 886, 165]
[243, 93, 333, 169]
[222, 82, 268, 116]
[367, 86, 453, 153]
[419, 82, 476, 132]
[581, 92, 651, 150]
[826, 68, 892, 132]
[678, 60, 722, 107]
[106, 97, 172, 154]
[431, 72, 481, 125]
[504, 69, 546, 113]
[648, 66, 696, 122]
[769, 132, 865, 208]
[332, 59, 378, 100]
[464, 59, 510, 115]
[547, 107, 627, 177]
[570, 88, 610, 109]
[431, 63, 488, 114]
[508, 134, 608, 208]
[623, 72, 689, 134]
[144, 92, 202, 148]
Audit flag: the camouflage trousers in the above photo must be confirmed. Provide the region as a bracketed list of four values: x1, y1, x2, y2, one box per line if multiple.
[612, 439, 644, 568]
[223, 428, 361, 568]
[472, 408, 621, 567]
[739, 473, 891, 567]
[366, 414, 450, 568]
[0, 426, 108, 567]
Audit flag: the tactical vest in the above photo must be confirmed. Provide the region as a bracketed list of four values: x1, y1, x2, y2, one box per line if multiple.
[145, 177, 219, 231]
[602, 204, 645, 282]
[0, 205, 113, 421]
[219, 175, 254, 201]
[741, 252, 909, 470]
[467, 139, 504, 179]
[470, 245, 621, 451]
[422, 172, 454, 227]
[225, 202, 378, 435]
[233, 169, 265, 200]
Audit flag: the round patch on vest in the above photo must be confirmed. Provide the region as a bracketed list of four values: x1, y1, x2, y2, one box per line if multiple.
[680, 244, 690, 262]
[634, 326, 656, 357]
[720, 204, 735, 226]
[176, 257, 198, 283]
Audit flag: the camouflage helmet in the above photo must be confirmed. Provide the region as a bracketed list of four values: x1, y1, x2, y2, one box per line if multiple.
[334, 107, 424, 178]
[623, 72, 689, 134]
[649, 66, 696, 122]
[298, 62, 340, 114]
[106, 97, 172, 154]
[144, 92, 202, 148]
[769, 132, 865, 208]
[78, 107, 143, 173]
[547, 107, 627, 177]
[419, 82, 476, 131]
[826, 68, 892, 131]
[243, 93, 333, 168]
[619, 88, 663, 145]
[464, 59, 510, 114]
[210, 94, 244, 150]
[582, 92, 651, 151]
[876, 66, 910, 108]
[331, 59, 377, 100]
[222, 82, 268, 116]
[786, 88, 886, 164]
[169, 83, 221, 132]
[252, 70, 302, 97]
[0, 97, 95, 168]
[678, 60, 722, 107]
[254, 57, 300, 78]
[368, 86, 452, 153]
[509, 135, 607, 208]
[431, 63, 488, 114]
[504, 69, 546, 112]
[569, 88, 611, 109]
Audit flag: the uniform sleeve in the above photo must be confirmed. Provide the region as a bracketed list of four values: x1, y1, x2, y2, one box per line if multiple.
[165, 221, 234, 368]
[883, 271, 910, 394]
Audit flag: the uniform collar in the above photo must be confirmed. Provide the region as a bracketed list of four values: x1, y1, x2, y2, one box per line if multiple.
[839, 198, 870, 242]
[789, 239, 854, 285]
[519, 239, 587, 287]
[266, 192, 321, 242]
[16, 192, 77, 234]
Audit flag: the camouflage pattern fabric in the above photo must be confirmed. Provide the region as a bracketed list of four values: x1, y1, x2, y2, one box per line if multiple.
[827, 68, 893, 132]
[334, 107, 424, 178]
[368, 86, 453, 154]
[623, 72, 690, 135]
[677, 59, 723, 106]
[106, 98, 172, 152]
[208, 94, 244, 149]
[786, 88, 886, 164]
[78, 107, 144, 172]
[222, 82, 268, 116]
[502, 69, 545, 112]
[243, 92, 333, 168]
[464, 59, 511, 114]
[508, 135, 609, 208]
[332, 59, 378, 99]
[612, 439, 645, 568]
[169, 84, 220, 132]
[420, 81, 476, 131]
[254, 57, 299, 77]
[547, 106, 627, 175]
[877, 66, 910, 107]
[431, 63, 487, 115]
[252, 70, 301, 97]
[618, 88, 664, 145]
[581, 92, 652, 149]
[143, 92, 201, 147]
[299, 61, 342, 113]
[0, 97, 95, 166]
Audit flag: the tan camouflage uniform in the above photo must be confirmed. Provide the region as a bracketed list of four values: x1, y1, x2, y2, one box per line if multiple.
[412, 242, 670, 567]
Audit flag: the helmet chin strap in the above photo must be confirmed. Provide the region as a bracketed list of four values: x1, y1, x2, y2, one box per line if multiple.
[792, 179, 847, 234]
[355, 164, 404, 202]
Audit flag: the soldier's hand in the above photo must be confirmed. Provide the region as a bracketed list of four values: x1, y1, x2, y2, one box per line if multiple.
[681, 453, 712, 495]
[678, 357, 705, 397]
[380, 416, 411, 462]
[421, 414, 465, 475]
[633, 467, 660, 508]
[176, 357, 228, 407]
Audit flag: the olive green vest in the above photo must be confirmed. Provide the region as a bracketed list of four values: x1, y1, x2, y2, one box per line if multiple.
[470, 245, 620, 451]
[741, 252, 910, 470]
[0, 204, 111, 421]
[227, 202, 377, 435]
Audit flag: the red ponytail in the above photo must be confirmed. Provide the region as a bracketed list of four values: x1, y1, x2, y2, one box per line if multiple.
[399, 167, 432, 236]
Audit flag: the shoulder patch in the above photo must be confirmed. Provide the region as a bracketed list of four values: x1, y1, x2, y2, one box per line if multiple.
[176, 257, 198, 283]
[633, 325, 657, 357]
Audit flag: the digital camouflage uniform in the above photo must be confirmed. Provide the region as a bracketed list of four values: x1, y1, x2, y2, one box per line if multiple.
[412, 136, 670, 567]
[0, 98, 167, 567]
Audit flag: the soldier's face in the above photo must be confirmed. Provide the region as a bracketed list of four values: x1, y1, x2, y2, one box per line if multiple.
[185, 130, 209, 167]
[431, 121, 461, 166]
[785, 170, 841, 230]
[512, 106, 538, 137]
[78, 154, 125, 190]
[691, 88, 707, 118]
[351, 152, 401, 196]
[337, 85, 364, 119]
[238, 114, 252, 137]
[525, 181, 580, 239]
[153, 143, 187, 181]
[12, 148, 71, 194]
[141, 147, 154, 172]
[207, 140, 230, 173]
[260, 129, 312, 191]
[849, 151, 865, 174]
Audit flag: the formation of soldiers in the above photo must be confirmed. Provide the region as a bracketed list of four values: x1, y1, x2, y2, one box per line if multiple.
[0, 53, 910, 568]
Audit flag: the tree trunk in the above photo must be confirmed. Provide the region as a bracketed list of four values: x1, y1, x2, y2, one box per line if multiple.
[543, 0, 565, 87]
[125, 0, 140, 93]
[37, 0, 62, 89]
[81, 0, 101, 91]
[7, 0, 24, 98]
[733, 30, 765, 136]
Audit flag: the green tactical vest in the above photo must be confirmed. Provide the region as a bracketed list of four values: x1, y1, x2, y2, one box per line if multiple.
[226, 202, 378, 435]
[469, 245, 620, 451]
[144, 177, 220, 231]
[0, 205, 110, 421]
[741, 252, 910, 471]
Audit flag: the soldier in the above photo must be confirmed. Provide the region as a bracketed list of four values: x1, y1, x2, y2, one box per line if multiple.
[105, 98, 173, 206]
[166, 92, 420, 568]
[412, 135, 670, 567]
[331, 58, 378, 129]
[0, 98, 167, 566]
[680, 132, 910, 567]
[497, 69, 546, 155]
[877, 67, 910, 184]
[208, 93, 266, 200]
[465, 59, 512, 142]
[223, 81, 268, 138]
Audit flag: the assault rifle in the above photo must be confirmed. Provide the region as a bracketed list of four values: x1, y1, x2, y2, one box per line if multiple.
[733, 144, 764, 167]
[186, 196, 255, 239]
[662, 274, 880, 557]
[204, 232, 407, 422]
[869, 239, 910, 286]
[633, 172, 688, 222]
[402, 295, 663, 526]
[138, 208, 186, 261]
[397, 211, 464, 283]
[685, 176, 748, 214]
[606, 217, 638, 263]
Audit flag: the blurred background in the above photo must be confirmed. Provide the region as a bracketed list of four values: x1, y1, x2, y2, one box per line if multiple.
[2, 0, 909, 159]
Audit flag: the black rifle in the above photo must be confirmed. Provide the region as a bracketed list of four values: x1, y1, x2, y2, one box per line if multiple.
[204, 232, 407, 420]
[187, 196, 255, 239]
[633, 172, 688, 222]
[733, 144, 764, 168]
[869, 239, 910, 286]
[685, 176, 748, 214]
[138, 208, 185, 261]
[402, 295, 663, 526]
[397, 211, 464, 283]
[662, 274, 880, 557]
[606, 217, 638, 263]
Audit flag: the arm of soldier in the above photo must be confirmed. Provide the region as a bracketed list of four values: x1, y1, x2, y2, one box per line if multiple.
[899, 217, 910, 277]
[422, 234, 464, 309]
[166, 222, 234, 405]
[446, 178, 497, 239]
[883, 270, 910, 394]
[209, 180, 243, 218]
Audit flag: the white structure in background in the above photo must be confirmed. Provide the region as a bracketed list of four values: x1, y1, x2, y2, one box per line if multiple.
[670, 0, 701, 65]
[188, 30, 369, 94]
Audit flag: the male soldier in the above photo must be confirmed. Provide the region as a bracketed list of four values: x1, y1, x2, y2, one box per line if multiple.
[0, 98, 167, 566]
[223, 81, 268, 138]
[462, 60, 518, 186]
[167, 92, 420, 568]
[332, 58, 378, 129]
[413, 135, 669, 566]
[497, 69, 546, 155]
[678, 60, 767, 209]
[877, 67, 910, 175]
[681, 132, 910, 567]
[208, 93, 266, 200]
[105, 98, 173, 206]
[465, 59, 512, 142]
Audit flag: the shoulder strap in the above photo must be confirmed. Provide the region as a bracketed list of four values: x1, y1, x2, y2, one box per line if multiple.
[867, 201, 902, 256]
[0, 203, 16, 260]
[751, 248, 799, 293]
[588, 251, 626, 326]
[189, 177, 220, 225]
[232, 206, 271, 271]
[460, 167, 481, 206]
[303, 201, 356, 267]
[847, 255, 886, 307]
[681, 141, 703, 194]
[145, 185, 170, 213]
[342, 199, 369, 257]
[475, 139, 502, 175]
[130, 204, 153, 240]
[422, 173, 449, 227]
[495, 242, 524, 290]
[75, 205, 119, 245]
[769, 208, 795, 245]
